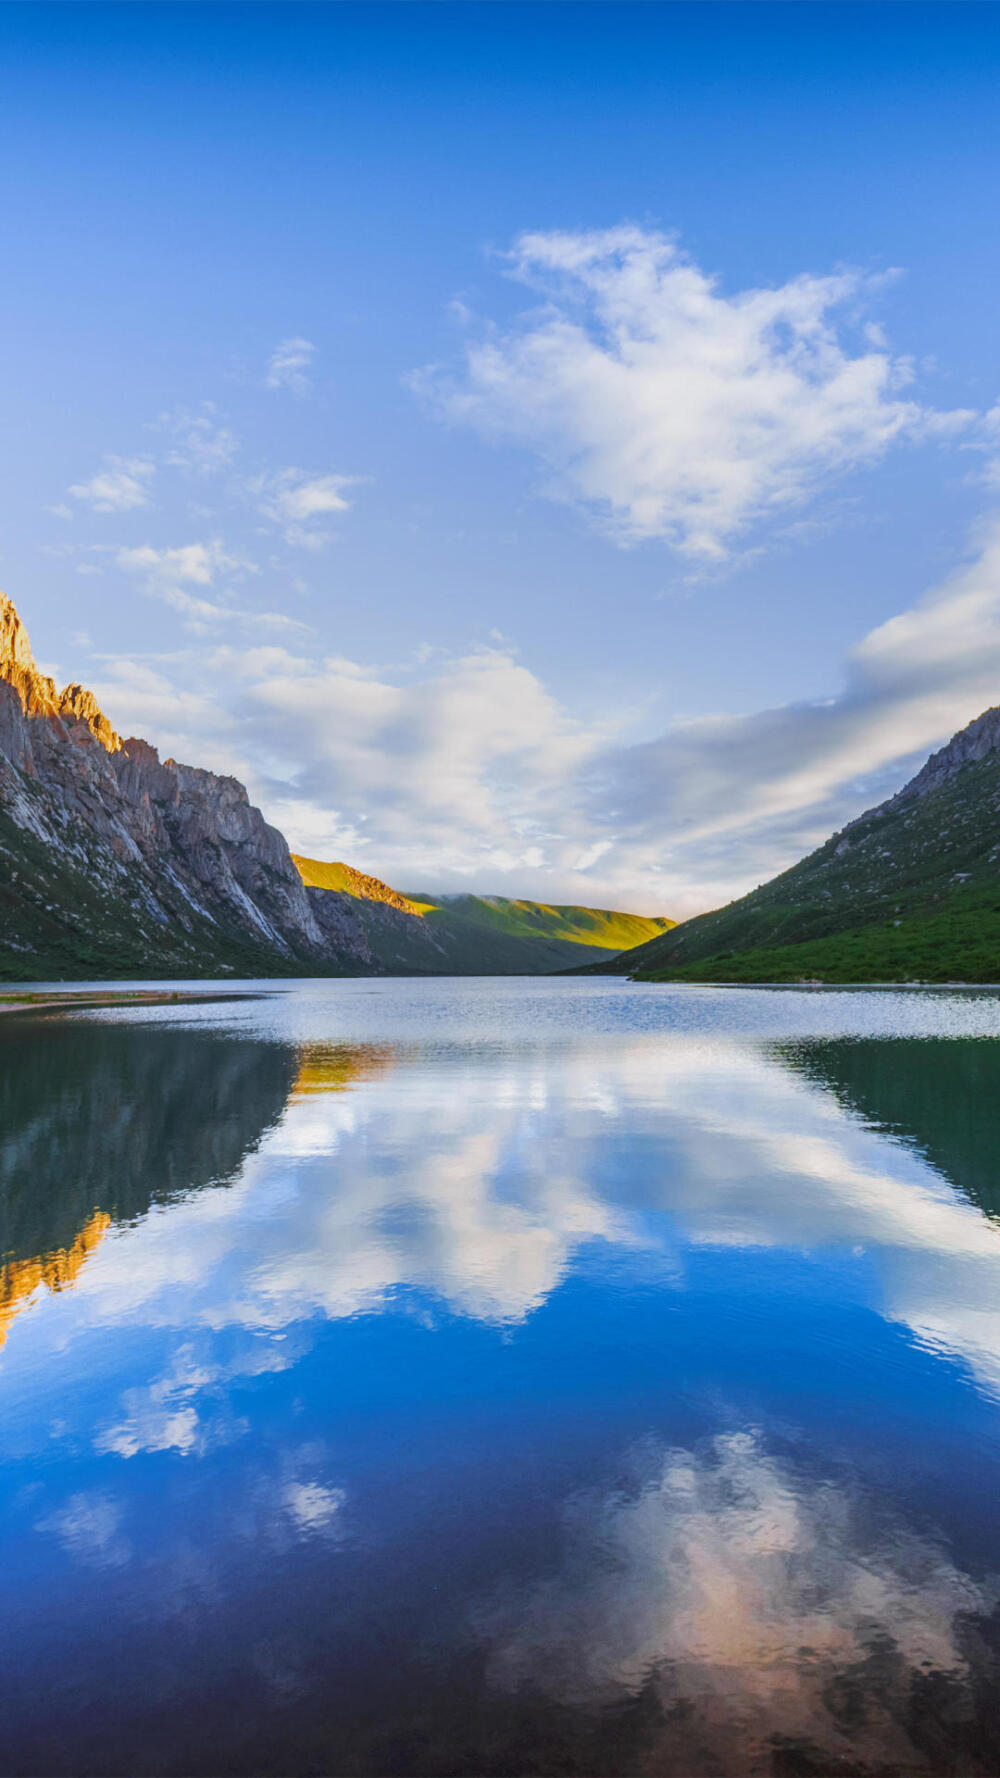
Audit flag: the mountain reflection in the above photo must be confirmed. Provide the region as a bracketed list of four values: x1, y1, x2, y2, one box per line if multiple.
[0, 1026, 404, 1352]
[6, 1003, 1000, 1776]
[0, 1212, 110, 1347]
[785, 1036, 1000, 1224]
[0, 1021, 298, 1345]
[8, 1022, 1000, 1404]
[291, 1041, 396, 1098]
[23, 1030, 1000, 1401]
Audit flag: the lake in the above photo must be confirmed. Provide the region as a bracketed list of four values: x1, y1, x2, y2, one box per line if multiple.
[3, 976, 1000, 1775]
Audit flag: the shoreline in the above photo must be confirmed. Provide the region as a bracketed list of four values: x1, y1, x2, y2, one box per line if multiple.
[0, 988, 263, 1017]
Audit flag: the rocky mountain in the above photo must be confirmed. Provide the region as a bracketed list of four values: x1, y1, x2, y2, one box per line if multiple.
[0, 595, 671, 980]
[617, 703, 1000, 984]
[0, 594, 347, 977]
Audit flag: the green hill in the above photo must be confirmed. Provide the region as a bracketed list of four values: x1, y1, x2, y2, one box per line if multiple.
[414, 892, 675, 972]
[618, 705, 1000, 984]
[294, 855, 674, 974]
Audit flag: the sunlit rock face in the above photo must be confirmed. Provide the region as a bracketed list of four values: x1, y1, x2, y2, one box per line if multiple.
[0, 594, 375, 974]
[0, 599, 121, 776]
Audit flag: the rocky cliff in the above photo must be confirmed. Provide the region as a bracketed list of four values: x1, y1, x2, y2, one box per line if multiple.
[869, 704, 1000, 813]
[0, 594, 343, 977]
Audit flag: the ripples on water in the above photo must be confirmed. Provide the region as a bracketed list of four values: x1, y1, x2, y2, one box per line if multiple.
[3, 978, 1000, 1774]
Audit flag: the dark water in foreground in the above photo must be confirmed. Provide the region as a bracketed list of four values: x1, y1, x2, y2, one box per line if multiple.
[4, 978, 1000, 1776]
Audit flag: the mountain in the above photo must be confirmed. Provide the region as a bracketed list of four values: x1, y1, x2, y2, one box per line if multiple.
[294, 853, 675, 974]
[0, 594, 671, 979]
[618, 703, 1000, 983]
[0, 594, 353, 978]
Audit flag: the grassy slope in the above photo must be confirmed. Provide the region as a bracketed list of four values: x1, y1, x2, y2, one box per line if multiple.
[415, 893, 675, 953]
[293, 855, 428, 913]
[405, 896, 672, 974]
[623, 751, 1000, 983]
[293, 857, 674, 973]
[294, 857, 372, 895]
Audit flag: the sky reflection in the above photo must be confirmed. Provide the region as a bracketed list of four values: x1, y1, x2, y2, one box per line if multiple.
[3, 986, 1000, 1774]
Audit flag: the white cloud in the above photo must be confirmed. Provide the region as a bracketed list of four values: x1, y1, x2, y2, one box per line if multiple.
[225, 640, 609, 880]
[109, 539, 307, 638]
[114, 539, 245, 627]
[252, 468, 357, 548]
[78, 487, 1000, 915]
[97, 513, 1000, 913]
[421, 225, 970, 560]
[69, 455, 155, 513]
[161, 403, 239, 475]
[590, 513, 1000, 911]
[265, 337, 315, 394]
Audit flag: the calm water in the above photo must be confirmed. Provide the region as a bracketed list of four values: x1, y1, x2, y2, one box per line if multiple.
[4, 977, 1000, 1775]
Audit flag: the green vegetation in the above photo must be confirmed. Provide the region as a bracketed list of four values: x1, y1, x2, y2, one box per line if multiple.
[415, 892, 675, 959]
[293, 855, 426, 913]
[622, 747, 1000, 984]
[644, 897, 1000, 983]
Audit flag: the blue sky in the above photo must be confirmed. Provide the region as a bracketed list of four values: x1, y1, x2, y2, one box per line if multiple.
[3, 2, 1000, 911]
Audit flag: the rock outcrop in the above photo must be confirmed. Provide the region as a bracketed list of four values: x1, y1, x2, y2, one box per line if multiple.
[0, 594, 339, 976]
[870, 704, 1000, 814]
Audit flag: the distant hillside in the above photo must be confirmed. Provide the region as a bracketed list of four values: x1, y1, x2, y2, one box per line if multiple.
[294, 855, 675, 975]
[620, 704, 1000, 984]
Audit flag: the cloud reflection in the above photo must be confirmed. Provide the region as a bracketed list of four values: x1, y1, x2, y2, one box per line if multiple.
[16, 1031, 1000, 1431]
[477, 1430, 995, 1772]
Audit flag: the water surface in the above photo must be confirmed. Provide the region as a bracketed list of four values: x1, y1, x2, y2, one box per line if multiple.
[3, 978, 1000, 1775]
